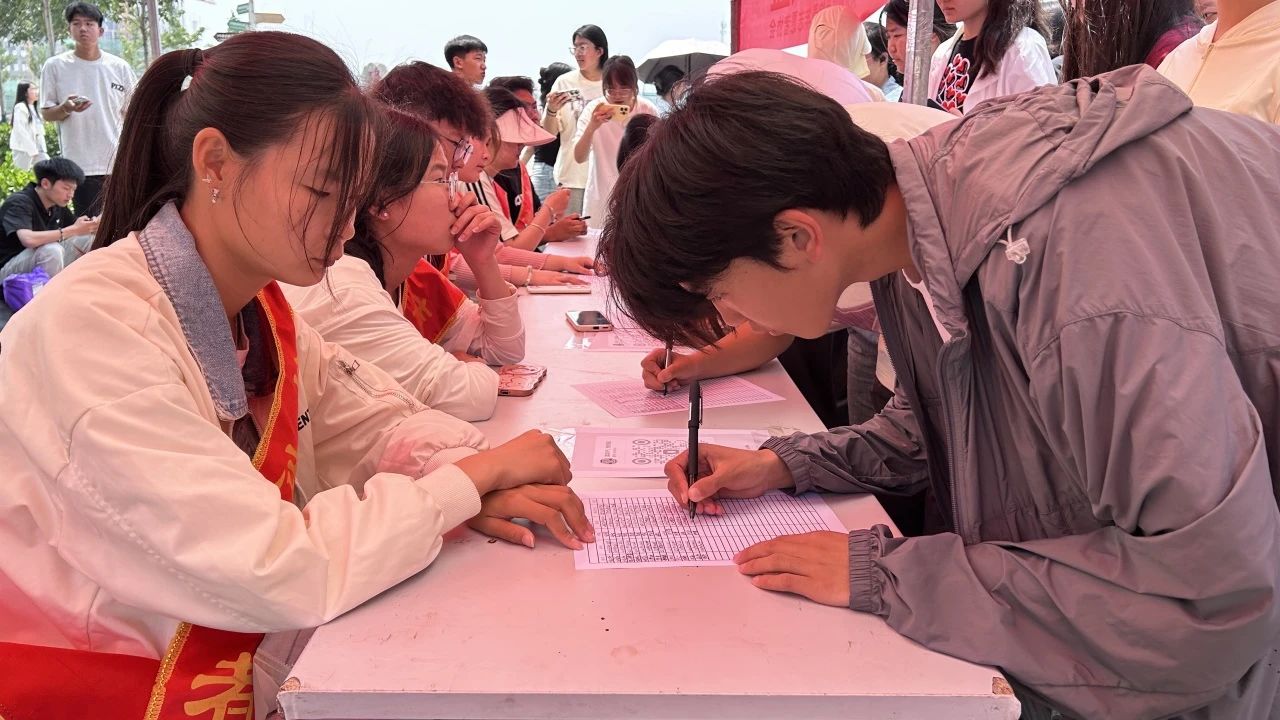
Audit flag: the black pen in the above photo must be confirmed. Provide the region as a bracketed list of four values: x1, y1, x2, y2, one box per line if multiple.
[662, 342, 673, 396]
[687, 380, 702, 519]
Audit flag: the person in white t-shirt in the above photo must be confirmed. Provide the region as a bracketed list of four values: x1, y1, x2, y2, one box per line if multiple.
[540, 24, 608, 216]
[39, 2, 136, 218]
[572, 56, 658, 229]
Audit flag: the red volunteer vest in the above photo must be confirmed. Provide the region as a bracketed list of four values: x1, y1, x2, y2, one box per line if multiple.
[399, 255, 468, 343]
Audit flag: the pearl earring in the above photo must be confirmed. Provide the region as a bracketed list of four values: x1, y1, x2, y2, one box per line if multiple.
[211, 187, 221, 204]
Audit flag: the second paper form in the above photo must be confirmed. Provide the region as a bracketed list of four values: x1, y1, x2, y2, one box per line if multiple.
[574, 490, 847, 569]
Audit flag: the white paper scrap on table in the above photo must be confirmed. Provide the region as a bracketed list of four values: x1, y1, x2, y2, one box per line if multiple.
[574, 490, 847, 569]
[582, 327, 666, 352]
[571, 427, 770, 477]
[571, 376, 784, 418]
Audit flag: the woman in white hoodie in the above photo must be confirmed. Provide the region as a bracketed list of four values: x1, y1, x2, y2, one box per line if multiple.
[0, 32, 591, 717]
[807, 4, 887, 101]
[283, 100, 526, 423]
[929, 0, 1057, 114]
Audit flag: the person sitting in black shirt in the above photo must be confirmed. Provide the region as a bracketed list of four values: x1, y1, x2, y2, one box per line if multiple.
[0, 157, 97, 283]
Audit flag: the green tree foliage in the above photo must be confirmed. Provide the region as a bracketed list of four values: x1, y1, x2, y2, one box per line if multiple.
[0, 0, 205, 75]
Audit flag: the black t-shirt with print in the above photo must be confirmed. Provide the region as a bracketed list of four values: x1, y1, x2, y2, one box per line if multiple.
[935, 36, 978, 114]
[494, 168, 542, 221]
[0, 183, 75, 266]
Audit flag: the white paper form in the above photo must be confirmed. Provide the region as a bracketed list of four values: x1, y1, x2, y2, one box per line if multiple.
[571, 376, 784, 418]
[571, 427, 770, 477]
[575, 490, 847, 569]
[582, 327, 667, 352]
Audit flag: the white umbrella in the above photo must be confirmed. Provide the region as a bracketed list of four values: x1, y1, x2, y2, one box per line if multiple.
[636, 39, 731, 85]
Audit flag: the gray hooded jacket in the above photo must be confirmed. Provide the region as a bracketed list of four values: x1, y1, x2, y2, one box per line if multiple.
[762, 66, 1280, 719]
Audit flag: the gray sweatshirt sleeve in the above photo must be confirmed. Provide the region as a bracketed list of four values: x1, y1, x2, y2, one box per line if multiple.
[760, 389, 931, 497]
[848, 314, 1280, 720]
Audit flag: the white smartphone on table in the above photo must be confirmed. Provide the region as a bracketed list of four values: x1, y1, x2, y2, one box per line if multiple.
[566, 310, 613, 332]
[527, 284, 592, 294]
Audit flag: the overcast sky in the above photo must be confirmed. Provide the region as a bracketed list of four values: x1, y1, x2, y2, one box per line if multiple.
[183, 0, 732, 82]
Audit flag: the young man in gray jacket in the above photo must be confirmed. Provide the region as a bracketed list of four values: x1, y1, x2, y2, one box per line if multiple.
[599, 66, 1280, 719]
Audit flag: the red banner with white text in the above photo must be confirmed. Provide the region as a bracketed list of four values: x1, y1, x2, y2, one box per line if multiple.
[734, 0, 885, 50]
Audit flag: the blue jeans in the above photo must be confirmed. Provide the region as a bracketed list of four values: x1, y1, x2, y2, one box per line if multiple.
[530, 161, 556, 201]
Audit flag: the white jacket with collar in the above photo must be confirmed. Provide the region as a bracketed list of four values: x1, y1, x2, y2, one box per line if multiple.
[283, 254, 516, 422]
[929, 26, 1057, 114]
[1157, 0, 1280, 124]
[0, 236, 488, 661]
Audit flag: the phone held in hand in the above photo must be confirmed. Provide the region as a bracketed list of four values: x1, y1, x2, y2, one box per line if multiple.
[498, 364, 547, 397]
[566, 310, 612, 332]
[600, 102, 631, 122]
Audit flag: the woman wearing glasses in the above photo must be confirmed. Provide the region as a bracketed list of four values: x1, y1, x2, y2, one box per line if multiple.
[541, 24, 609, 216]
[284, 72, 528, 423]
[572, 56, 658, 229]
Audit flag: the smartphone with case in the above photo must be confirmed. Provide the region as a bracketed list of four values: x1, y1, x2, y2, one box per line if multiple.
[600, 102, 631, 122]
[498, 364, 547, 397]
[566, 310, 612, 332]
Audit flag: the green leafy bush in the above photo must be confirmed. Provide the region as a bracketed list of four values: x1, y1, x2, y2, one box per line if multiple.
[45, 121, 60, 157]
[0, 123, 10, 165]
[0, 162, 34, 197]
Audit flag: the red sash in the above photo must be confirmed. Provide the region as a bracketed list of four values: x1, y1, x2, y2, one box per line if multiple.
[491, 167, 537, 230]
[0, 283, 300, 720]
[399, 256, 467, 343]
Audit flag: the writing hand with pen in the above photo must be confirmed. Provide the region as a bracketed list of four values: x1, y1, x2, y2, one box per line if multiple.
[662, 442, 851, 608]
[641, 346, 700, 394]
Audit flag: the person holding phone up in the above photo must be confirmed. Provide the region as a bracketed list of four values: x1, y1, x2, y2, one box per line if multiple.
[572, 56, 658, 230]
[542, 24, 610, 217]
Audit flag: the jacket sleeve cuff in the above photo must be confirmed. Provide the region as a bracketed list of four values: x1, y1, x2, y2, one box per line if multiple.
[414, 454, 483, 530]
[760, 434, 815, 494]
[476, 283, 519, 303]
[848, 525, 894, 615]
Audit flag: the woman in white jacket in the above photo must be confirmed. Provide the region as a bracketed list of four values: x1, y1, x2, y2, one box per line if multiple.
[928, 0, 1057, 115]
[8, 82, 49, 170]
[0, 32, 592, 717]
[284, 101, 526, 422]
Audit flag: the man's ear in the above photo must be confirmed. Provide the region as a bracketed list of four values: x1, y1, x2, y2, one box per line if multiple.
[773, 208, 825, 263]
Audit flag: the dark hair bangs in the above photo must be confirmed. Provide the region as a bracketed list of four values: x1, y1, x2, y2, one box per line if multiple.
[599, 130, 785, 349]
[344, 105, 437, 285]
[283, 92, 380, 276]
[597, 71, 893, 348]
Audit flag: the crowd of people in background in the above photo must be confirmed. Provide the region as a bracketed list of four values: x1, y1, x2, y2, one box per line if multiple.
[1, 0, 1279, 718]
